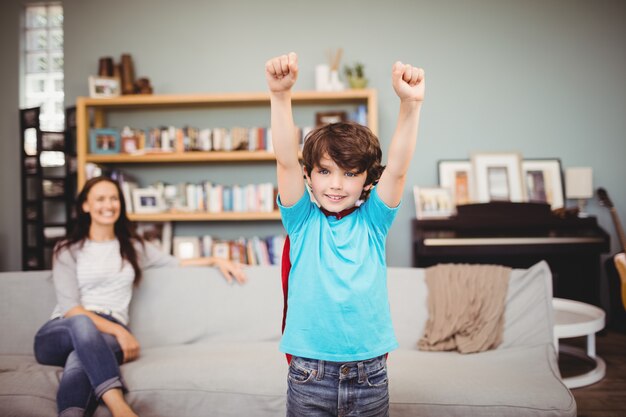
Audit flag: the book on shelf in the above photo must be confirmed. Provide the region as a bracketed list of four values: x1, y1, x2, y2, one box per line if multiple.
[88, 125, 317, 154]
[84, 166, 278, 215]
[136, 222, 173, 255]
[170, 234, 285, 266]
[121, 181, 138, 213]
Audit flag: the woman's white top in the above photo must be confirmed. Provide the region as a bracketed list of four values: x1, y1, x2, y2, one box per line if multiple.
[50, 239, 178, 325]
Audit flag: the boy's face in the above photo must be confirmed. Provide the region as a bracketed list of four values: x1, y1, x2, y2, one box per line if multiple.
[305, 154, 370, 212]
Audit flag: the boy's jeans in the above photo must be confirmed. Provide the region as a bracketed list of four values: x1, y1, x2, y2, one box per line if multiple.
[286, 354, 389, 417]
[34, 314, 126, 417]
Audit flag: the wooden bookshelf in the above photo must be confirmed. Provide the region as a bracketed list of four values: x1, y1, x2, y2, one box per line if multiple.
[75, 89, 378, 224]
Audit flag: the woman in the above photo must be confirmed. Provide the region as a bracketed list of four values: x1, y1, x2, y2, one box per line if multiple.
[34, 176, 246, 417]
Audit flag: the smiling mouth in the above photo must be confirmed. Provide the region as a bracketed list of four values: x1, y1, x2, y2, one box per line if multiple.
[325, 194, 346, 202]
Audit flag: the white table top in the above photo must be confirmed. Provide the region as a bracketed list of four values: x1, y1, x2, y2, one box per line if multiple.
[553, 298, 605, 338]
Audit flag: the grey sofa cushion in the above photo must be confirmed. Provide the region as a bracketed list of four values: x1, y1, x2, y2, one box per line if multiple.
[117, 342, 287, 417]
[388, 344, 576, 417]
[0, 271, 56, 356]
[129, 266, 283, 348]
[501, 261, 554, 349]
[0, 355, 58, 415]
[388, 261, 554, 350]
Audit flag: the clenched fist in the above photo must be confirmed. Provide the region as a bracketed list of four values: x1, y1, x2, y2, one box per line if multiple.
[265, 52, 299, 93]
[392, 62, 425, 102]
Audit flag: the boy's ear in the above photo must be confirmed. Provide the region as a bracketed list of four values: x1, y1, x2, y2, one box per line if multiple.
[302, 166, 312, 185]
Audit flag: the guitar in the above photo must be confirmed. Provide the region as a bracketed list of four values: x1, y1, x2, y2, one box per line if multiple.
[597, 187, 626, 330]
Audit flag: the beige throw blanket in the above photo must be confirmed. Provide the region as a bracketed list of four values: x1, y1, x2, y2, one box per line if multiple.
[417, 263, 511, 354]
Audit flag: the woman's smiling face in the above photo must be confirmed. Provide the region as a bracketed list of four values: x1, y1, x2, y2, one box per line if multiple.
[82, 180, 121, 227]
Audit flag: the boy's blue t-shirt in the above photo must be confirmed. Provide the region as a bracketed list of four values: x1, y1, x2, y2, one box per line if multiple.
[278, 187, 400, 362]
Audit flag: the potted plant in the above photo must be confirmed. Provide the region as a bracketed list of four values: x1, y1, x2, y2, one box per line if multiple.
[344, 62, 368, 89]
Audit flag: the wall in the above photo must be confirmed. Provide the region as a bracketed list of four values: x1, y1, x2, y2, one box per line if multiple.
[2, 0, 625, 287]
[0, 0, 24, 271]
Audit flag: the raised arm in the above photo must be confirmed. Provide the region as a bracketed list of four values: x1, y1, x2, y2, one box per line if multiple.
[376, 62, 425, 207]
[265, 52, 305, 206]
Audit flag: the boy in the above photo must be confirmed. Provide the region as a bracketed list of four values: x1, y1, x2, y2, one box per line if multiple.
[266, 52, 424, 417]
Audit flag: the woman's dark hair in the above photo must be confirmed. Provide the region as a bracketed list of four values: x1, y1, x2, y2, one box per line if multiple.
[302, 121, 385, 200]
[54, 176, 144, 283]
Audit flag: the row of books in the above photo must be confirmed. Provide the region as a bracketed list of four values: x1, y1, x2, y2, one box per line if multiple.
[106, 125, 314, 154]
[173, 234, 286, 266]
[122, 181, 277, 214]
[135, 223, 285, 266]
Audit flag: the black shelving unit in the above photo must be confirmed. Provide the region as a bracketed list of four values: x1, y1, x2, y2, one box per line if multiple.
[20, 107, 45, 269]
[20, 106, 77, 270]
[64, 106, 78, 227]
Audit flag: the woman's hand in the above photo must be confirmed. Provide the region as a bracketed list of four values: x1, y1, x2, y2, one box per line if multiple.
[213, 257, 247, 284]
[180, 256, 247, 284]
[114, 326, 141, 363]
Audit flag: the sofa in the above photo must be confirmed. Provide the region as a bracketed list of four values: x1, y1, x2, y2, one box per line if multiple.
[0, 261, 576, 417]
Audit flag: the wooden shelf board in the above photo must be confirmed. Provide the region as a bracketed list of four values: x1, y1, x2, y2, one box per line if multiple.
[127, 211, 281, 222]
[85, 151, 280, 163]
[78, 90, 374, 109]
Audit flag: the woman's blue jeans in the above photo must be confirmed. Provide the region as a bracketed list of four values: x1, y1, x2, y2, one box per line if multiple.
[34, 314, 126, 417]
[286, 354, 389, 417]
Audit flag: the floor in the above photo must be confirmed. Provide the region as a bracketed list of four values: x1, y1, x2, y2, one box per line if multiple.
[559, 330, 626, 417]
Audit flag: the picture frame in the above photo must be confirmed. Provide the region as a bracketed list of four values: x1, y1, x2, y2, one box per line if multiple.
[120, 127, 146, 154]
[173, 236, 200, 260]
[438, 159, 474, 206]
[89, 128, 121, 154]
[413, 186, 455, 219]
[471, 152, 525, 203]
[521, 158, 564, 209]
[315, 111, 347, 127]
[88, 76, 121, 98]
[132, 187, 166, 214]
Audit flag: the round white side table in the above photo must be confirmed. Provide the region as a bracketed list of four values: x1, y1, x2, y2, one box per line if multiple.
[552, 298, 606, 389]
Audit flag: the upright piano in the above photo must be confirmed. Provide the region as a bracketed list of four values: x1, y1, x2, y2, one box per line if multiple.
[412, 202, 611, 306]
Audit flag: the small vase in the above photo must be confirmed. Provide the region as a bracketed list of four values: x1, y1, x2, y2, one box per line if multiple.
[348, 77, 368, 89]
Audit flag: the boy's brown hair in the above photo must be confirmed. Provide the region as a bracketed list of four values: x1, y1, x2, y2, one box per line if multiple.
[302, 122, 385, 199]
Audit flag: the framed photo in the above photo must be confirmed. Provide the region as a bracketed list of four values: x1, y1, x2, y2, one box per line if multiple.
[88, 76, 121, 98]
[413, 186, 454, 219]
[438, 160, 473, 206]
[315, 111, 347, 126]
[173, 236, 200, 260]
[89, 128, 121, 154]
[212, 241, 231, 260]
[132, 188, 166, 214]
[471, 152, 525, 203]
[521, 158, 564, 209]
[120, 127, 146, 154]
